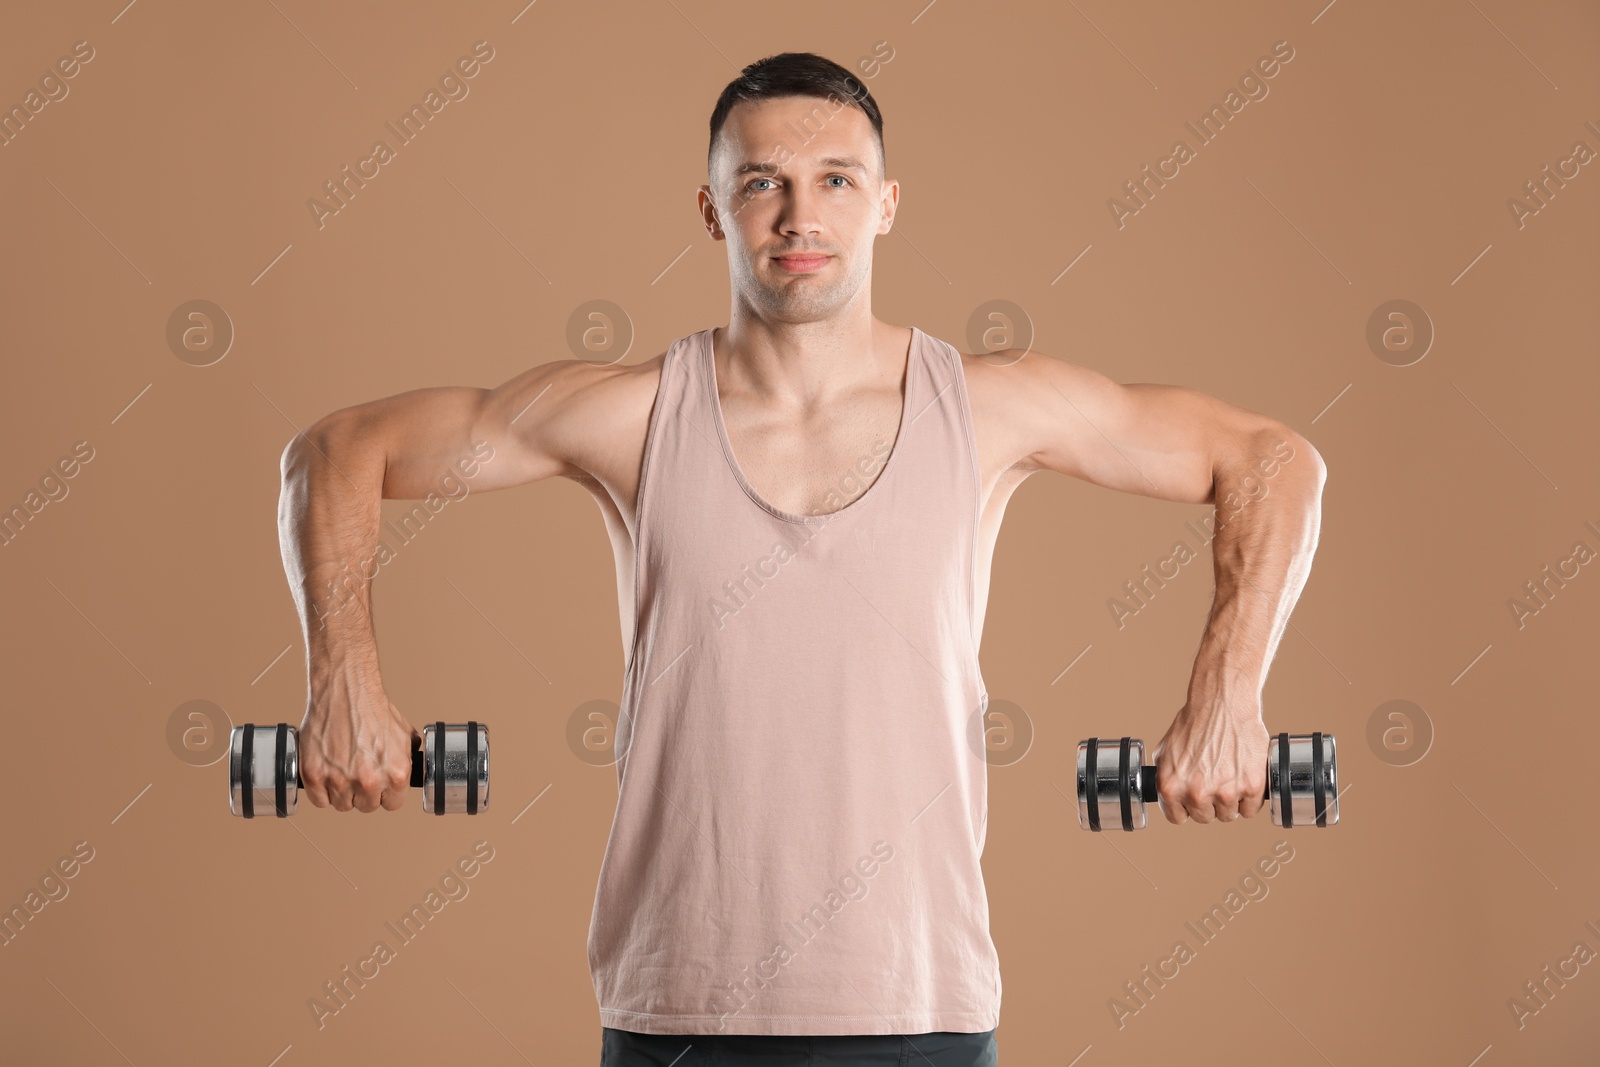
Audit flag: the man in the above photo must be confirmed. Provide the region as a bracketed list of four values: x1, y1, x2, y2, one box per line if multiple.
[278, 52, 1326, 1067]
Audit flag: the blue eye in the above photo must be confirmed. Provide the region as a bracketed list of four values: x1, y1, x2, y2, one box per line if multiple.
[744, 175, 852, 192]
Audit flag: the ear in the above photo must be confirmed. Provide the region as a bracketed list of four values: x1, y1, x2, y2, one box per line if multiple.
[697, 185, 726, 241]
[876, 177, 900, 236]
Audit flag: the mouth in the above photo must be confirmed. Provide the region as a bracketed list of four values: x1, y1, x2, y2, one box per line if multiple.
[772, 253, 831, 273]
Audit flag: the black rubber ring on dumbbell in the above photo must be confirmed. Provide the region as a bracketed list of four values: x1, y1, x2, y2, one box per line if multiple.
[1085, 737, 1101, 832]
[1277, 732, 1292, 829]
[1312, 731, 1326, 827]
[275, 724, 290, 818]
[240, 723, 255, 819]
[433, 721, 445, 816]
[467, 720, 478, 815]
[1118, 737, 1134, 832]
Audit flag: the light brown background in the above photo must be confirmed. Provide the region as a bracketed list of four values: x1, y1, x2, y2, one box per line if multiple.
[3, 1, 1597, 1064]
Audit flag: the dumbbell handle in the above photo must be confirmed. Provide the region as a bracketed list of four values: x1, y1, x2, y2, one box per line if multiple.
[233, 721, 487, 818]
[1081, 731, 1337, 831]
[1136, 766, 1271, 805]
[293, 731, 426, 790]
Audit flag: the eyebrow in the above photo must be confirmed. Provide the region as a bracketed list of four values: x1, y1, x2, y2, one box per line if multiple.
[732, 156, 869, 177]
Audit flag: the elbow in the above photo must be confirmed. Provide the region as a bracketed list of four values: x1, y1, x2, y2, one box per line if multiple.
[1277, 427, 1326, 491]
[281, 422, 326, 477]
[280, 412, 348, 481]
[1298, 436, 1327, 489]
[1233, 425, 1324, 498]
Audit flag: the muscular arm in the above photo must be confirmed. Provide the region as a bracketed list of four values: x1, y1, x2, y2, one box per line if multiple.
[1001, 351, 1328, 824]
[277, 359, 601, 812]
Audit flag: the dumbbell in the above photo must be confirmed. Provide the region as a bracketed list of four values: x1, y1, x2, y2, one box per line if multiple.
[1075, 732, 1337, 831]
[228, 721, 489, 818]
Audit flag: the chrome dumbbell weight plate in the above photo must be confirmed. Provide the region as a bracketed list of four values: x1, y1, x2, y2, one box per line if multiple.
[1265, 731, 1336, 828]
[1075, 731, 1337, 831]
[420, 721, 490, 817]
[229, 721, 489, 818]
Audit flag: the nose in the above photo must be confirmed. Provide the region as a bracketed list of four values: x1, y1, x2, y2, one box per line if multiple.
[776, 183, 824, 240]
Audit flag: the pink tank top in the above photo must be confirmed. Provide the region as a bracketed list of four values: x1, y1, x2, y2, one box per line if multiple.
[587, 325, 1001, 1036]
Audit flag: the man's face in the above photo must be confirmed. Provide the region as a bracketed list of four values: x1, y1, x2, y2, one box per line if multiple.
[699, 96, 898, 323]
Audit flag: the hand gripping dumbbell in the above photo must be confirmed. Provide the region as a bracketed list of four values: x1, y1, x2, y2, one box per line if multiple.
[228, 721, 489, 818]
[1075, 732, 1337, 831]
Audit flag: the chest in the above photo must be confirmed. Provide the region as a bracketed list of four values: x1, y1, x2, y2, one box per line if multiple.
[719, 393, 905, 519]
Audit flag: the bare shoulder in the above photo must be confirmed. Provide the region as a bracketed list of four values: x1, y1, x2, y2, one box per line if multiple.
[476, 348, 664, 516]
[957, 343, 1299, 502]
[567, 351, 666, 501]
[955, 345, 1063, 479]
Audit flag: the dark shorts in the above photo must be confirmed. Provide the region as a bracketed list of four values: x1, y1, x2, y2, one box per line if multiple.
[600, 1026, 999, 1066]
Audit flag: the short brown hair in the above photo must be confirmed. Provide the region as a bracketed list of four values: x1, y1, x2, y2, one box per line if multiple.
[708, 52, 885, 180]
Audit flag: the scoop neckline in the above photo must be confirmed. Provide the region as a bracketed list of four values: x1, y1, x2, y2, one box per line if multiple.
[702, 325, 920, 525]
